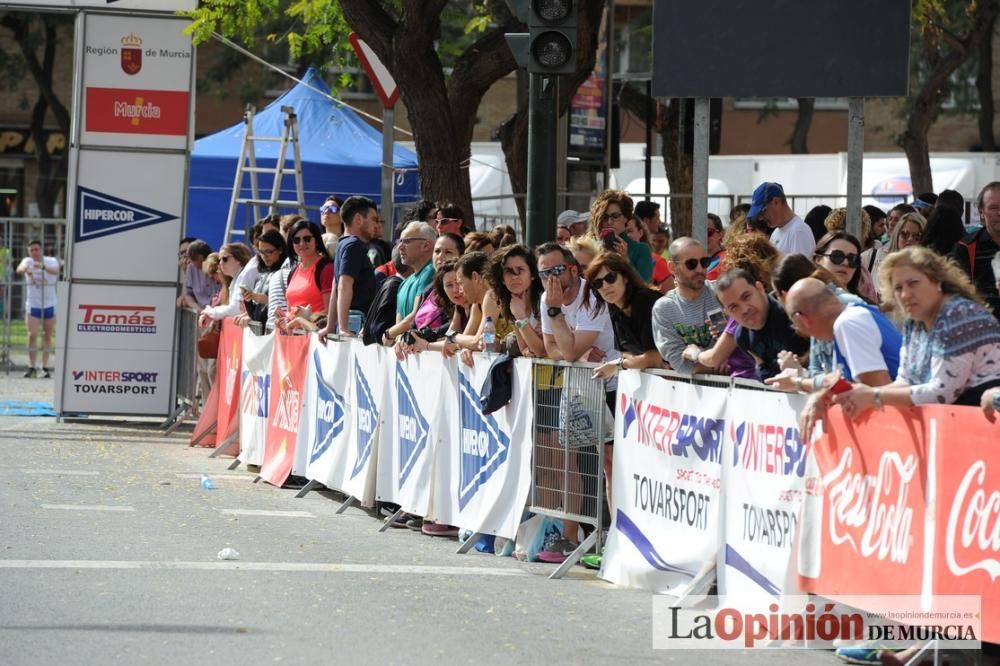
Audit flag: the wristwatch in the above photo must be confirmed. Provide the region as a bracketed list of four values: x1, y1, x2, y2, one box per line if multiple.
[546, 306, 563, 318]
[445, 330, 457, 344]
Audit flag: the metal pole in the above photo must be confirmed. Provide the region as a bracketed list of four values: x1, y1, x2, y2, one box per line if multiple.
[381, 106, 395, 242]
[645, 79, 653, 199]
[602, 0, 614, 190]
[526, 73, 557, 248]
[692, 97, 710, 245]
[846, 97, 865, 239]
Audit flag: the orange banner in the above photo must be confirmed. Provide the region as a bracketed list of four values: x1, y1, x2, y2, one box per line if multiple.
[259, 334, 310, 487]
[213, 320, 244, 454]
[800, 404, 1000, 642]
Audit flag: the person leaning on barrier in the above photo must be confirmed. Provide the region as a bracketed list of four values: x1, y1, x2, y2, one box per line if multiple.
[181, 240, 220, 310]
[484, 244, 546, 358]
[772, 277, 901, 435]
[320, 195, 379, 339]
[831, 246, 1000, 426]
[404, 260, 469, 357]
[236, 229, 286, 331]
[199, 243, 256, 327]
[651, 237, 722, 374]
[382, 221, 437, 346]
[714, 268, 810, 381]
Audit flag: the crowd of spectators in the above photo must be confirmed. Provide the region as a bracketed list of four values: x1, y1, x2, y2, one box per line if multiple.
[180, 180, 1000, 586]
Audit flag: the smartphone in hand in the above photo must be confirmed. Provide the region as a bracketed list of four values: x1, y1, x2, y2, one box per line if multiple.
[830, 378, 853, 394]
[600, 228, 618, 251]
[706, 308, 727, 334]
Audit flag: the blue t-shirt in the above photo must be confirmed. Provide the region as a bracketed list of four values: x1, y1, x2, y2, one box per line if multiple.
[335, 234, 376, 313]
[396, 261, 435, 319]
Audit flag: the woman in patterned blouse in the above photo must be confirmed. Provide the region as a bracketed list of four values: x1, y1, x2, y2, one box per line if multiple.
[835, 246, 1000, 418]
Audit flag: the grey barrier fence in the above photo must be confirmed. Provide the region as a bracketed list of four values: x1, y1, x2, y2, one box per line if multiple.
[163, 307, 200, 434]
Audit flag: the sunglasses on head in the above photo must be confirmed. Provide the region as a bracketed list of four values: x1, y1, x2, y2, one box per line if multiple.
[588, 271, 619, 291]
[292, 234, 314, 245]
[818, 250, 859, 268]
[681, 257, 712, 271]
[538, 264, 567, 280]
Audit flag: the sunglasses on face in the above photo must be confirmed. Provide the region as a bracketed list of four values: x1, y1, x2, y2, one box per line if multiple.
[818, 250, 860, 268]
[259, 247, 278, 257]
[292, 235, 314, 245]
[899, 231, 921, 242]
[538, 264, 567, 280]
[681, 257, 712, 271]
[588, 271, 619, 291]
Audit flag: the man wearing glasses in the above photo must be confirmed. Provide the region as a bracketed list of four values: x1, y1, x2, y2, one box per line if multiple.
[382, 222, 437, 345]
[746, 181, 815, 256]
[652, 238, 722, 374]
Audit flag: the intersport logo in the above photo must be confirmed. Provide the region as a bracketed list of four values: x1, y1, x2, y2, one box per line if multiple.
[823, 447, 917, 564]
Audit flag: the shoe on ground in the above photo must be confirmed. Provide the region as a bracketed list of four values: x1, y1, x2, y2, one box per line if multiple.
[379, 503, 401, 518]
[537, 537, 580, 564]
[385, 512, 409, 529]
[23, 368, 36, 378]
[405, 516, 424, 531]
[580, 554, 602, 570]
[836, 647, 888, 665]
[421, 522, 458, 537]
[41, 368, 52, 378]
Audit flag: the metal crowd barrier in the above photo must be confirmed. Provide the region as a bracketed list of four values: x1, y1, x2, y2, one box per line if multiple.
[529, 359, 608, 579]
[162, 307, 200, 434]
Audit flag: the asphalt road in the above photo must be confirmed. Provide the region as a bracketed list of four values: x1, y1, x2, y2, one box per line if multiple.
[0, 379, 842, 665]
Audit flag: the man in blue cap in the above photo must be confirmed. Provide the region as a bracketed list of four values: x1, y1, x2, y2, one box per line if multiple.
[747, 181, 815, 255]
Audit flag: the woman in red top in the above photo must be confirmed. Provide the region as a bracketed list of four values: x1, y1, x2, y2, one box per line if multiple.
[283, 220, 333, 329]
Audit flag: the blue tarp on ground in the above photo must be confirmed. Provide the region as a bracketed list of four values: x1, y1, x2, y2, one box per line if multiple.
[186, 67, 419, 249]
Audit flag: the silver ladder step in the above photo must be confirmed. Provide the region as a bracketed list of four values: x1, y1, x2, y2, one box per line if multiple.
[238, 198, 306, 207]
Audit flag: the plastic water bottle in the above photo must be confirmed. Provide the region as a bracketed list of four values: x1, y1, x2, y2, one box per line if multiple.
[482, 316, 497, 352]
[200, 474, 215, 490]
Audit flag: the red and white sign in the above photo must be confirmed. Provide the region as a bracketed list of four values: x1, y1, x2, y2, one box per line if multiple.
[349, 33, 399, 108]
[259, 335, 311, 487]
[799, 405, 1000, 642]
[85, 87, 189, 136]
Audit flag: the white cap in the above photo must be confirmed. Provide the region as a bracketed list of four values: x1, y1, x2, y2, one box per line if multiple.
[556, 209, 580, 227]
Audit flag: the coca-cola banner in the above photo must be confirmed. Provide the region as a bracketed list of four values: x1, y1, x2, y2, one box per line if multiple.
[600, 370, 728, 595]
[799, 405, 999, 642]
[259, 334, 311, 487]
[718, 389, 818, 605]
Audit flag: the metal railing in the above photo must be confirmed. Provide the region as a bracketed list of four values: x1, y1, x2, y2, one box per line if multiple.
[162, 307, 200, 434]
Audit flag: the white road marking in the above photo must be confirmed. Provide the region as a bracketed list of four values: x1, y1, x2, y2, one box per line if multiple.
[174, 473, 251, 480]
[0, 560, 530, 577]
[218, 509, 314, 518]
[41, 504, 135, 512]
[24, 469, 100, 476]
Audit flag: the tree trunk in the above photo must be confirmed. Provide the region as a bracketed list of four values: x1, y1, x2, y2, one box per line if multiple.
[662, 99, 693, 239]
[498, 71, 529, 224]
[976, 15, 997, 152]
[789, 98, 814, 154]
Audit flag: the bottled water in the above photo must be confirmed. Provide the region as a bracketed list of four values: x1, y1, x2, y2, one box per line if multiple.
[200, 474, 215, 490]
[482, 316, 496, 352]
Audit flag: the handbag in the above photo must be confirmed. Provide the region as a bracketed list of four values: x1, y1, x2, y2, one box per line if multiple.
[197, 323, 220, 359]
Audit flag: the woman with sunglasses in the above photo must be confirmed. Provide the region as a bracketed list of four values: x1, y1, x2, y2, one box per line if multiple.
[237, 229, 287, 331]
[279, 220, 333, 332]
[482, 244, 546, 357]
[813, 231, 873, 303]
[833, 246, 1000, 419]
[198, 243, 255, 328]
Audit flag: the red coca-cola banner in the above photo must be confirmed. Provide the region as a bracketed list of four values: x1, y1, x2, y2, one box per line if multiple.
[213, 320, 244, 453]
[259, 334, 310, 487]
[800, 405, 999, 642]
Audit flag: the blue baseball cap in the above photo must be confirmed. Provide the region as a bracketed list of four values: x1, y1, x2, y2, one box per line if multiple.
[747, 182, 785, 219]
[911, 197, 933, 210]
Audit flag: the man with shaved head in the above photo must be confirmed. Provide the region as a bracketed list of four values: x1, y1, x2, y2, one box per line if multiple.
[779, 277, 900, 388]
[652, 237, 723, 373]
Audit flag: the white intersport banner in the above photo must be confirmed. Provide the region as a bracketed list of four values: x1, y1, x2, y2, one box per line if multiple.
[376, 352, 445, 516]
[237, 330, 274, 467]
[302, 339, 352, 495]
[600, 371, 728, 595]
[717, 390, 816, 605]
[430, 357, 534, 539]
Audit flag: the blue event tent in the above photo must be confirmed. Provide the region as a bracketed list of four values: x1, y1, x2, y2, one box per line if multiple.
[186, 67, 419, 249]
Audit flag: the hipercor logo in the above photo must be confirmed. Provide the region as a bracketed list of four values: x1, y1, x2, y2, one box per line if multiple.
[351, 357, 378, 479]
[396, 365, 429, 488]
[309, 349, 346, 465]
[77, 304, 155, 334]
[457, 371, 510, 510]
[76, 187, 177, 242]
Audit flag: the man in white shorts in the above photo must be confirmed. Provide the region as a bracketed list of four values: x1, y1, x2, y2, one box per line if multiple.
[16, 240, 61, 378]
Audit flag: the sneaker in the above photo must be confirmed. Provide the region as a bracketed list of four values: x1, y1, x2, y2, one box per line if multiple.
[421, 522, 459, 537]
[537, 537, 580, 563]
[41, 367, 52, 378]
[836, 648, 886, 665]
[384, 511, 409, 529]
[405, 516, 424, 531]
[379, 503, 401, 518]
[580, 554, 602, 570]
[22, 368, 35, 378]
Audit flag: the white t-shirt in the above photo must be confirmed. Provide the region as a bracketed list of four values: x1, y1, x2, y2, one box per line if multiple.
[541, 277, 619, 388]
[770, 215, 816, 256]
[832, 306, 888, 377]
[18, 256, 59, 310]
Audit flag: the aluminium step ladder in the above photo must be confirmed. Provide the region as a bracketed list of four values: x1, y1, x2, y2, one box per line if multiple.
[222, 105, 308, 245]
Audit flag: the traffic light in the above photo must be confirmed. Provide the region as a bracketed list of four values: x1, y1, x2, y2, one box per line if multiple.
[505, 0, 577, 75]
